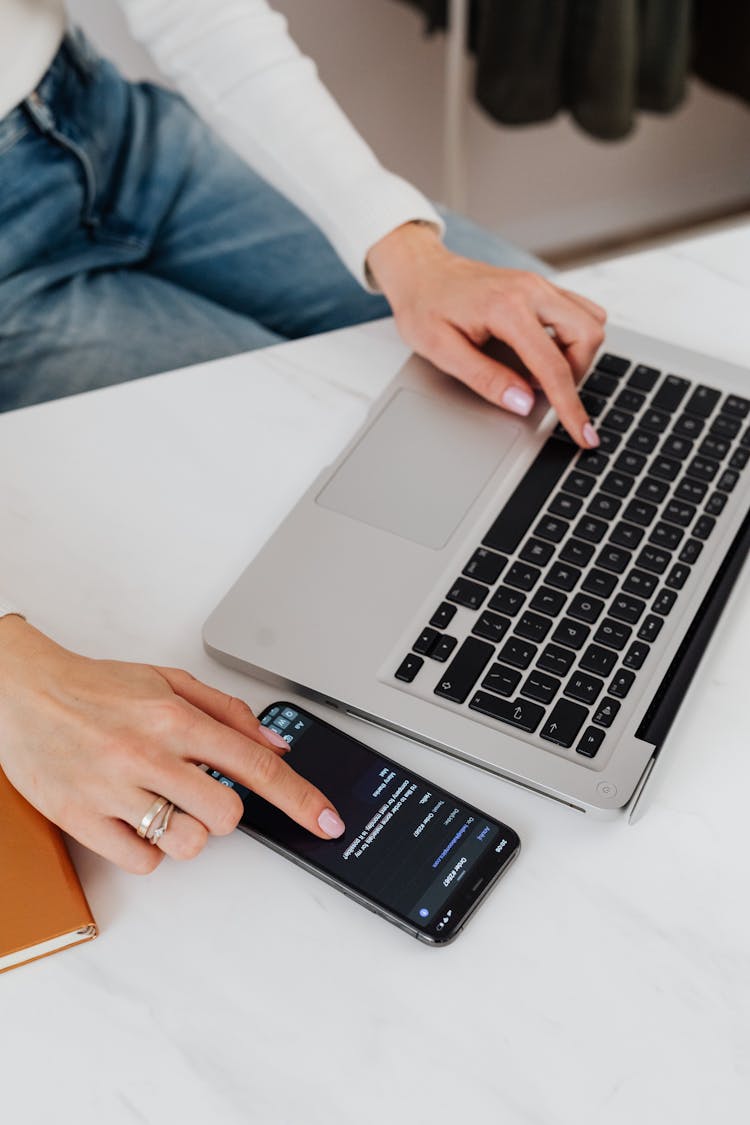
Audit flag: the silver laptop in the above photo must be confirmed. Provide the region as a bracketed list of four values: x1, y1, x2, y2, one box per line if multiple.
[204, 324, 750, 820]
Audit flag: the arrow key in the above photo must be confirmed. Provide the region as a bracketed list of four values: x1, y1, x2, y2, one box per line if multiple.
[540, 699, 588, 747]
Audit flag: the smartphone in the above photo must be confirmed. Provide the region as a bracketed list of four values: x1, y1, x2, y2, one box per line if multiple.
[208, 702, 520, 945]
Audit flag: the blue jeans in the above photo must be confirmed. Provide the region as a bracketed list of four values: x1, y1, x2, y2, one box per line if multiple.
[0, 31, 545, 413]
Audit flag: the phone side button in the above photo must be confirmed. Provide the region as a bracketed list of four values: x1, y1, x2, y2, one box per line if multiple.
[468, 691, 545, 733]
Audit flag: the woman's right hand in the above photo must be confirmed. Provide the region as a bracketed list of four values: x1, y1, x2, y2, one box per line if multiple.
[0, 616, 345, 873]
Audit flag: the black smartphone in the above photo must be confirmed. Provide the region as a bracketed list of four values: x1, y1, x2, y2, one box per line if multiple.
[208, 702, 520, 945]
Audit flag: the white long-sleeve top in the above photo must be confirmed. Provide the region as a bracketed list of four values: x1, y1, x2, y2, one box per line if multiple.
[0, 0, 442, 284]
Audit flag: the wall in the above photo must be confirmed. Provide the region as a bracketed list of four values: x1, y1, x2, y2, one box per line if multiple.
[67, 0, 750, 256]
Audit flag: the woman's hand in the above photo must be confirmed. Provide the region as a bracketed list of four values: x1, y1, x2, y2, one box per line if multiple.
[366, 222, 606, 447]
[0, 616, 345, 874]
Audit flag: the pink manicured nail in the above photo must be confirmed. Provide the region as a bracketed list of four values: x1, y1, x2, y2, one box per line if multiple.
[318, 808, 345, 838]
[583, 422, 600, 448]
[259, 726, 289, 750]
[501, 386, 534, 416]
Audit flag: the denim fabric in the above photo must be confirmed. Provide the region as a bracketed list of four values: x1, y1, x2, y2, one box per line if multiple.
[0, 31, 546, 413]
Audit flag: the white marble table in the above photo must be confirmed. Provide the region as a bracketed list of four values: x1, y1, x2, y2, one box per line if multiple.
[2, 225, 749, 1125]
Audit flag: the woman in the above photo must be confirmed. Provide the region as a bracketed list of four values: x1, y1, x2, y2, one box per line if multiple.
[0, 0, 605, 873]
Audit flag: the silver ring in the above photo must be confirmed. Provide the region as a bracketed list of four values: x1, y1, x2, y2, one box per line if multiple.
[148, 801, 176, 845]
[136, 796, 170, 839]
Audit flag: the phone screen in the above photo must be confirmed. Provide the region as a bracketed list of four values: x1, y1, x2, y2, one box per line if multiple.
[209, 702, 519, 943]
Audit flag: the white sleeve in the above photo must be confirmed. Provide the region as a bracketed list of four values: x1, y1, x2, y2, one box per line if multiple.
[116, 0, 444, 287]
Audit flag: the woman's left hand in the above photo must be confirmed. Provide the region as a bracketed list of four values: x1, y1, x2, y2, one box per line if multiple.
[366, 222, 606, 448]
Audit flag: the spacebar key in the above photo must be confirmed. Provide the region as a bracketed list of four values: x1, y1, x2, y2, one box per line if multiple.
[469, 691, 545, 733]
[434, 638, 494, 703]
[482, 438, 576, 554]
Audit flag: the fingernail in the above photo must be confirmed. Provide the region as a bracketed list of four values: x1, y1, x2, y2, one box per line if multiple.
[259, 726, 289, 750]
[318, 808, 345, 838]
[583, 422, 600, 448]
[501, 386, 534, 416]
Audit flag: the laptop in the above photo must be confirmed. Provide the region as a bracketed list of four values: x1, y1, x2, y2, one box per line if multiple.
[203, 323, 750, 821]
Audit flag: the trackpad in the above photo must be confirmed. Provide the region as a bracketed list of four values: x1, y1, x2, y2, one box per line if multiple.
[316, 388, 520, 549]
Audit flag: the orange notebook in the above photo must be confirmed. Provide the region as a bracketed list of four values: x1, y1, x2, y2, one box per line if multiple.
[0, 767, 97, 974]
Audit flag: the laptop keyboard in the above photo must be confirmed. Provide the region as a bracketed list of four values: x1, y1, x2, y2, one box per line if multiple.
[393, 353, 750, 760]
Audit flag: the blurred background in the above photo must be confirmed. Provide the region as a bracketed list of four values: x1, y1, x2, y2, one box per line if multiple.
[67, 0, 750, 264]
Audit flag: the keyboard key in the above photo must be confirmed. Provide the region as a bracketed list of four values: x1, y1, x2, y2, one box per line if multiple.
[705, 491, 727, 517]
[541, 699, 588, 747]
[580, 391, 607, 418]
[673, 413, 705, 439]
[651, 456, 681, 482]
[552, 617, 590, 651]
[574, 515, 608, 543]
[413, 627, 440, 655]
[538, 643, 576, 677]
[515, 611, 553, 644]
[627, 428, 659, 454]
[614, 450, 647, 476]
[488, 585, 526, 616]
[743, 425, 750, 448]
[592, 697, 620, 728]
[693, 514, 716, 540]
[628, 364, 660, 391]
[432, 635, 458, 662]
[568, 593, 605, 624]
[559, 538, 595, 566]
[586, 370, 618, 397]
[596, 353, 631, 377]
[622, 568, 658, 597]
[505, 562, 542, 591]
[679, 538, 703, 564]
[563, 470, 597, 497]
[530, 586, 567, 616]
[623, 498, 658, 527]
[616, 389, 646, 414]
[434, 638, 494, 703]
[675, 477, 707, 503]
[638, 614, 664, 643]
[581, 568, 617, 598]
[468, 691, 545, 732]
[596, 544, 631, 574]
[587, 493, 622, 521]
[597, 429, 623, 453]
[636, 546, 671, 575]
[636, 477, 669, 504]
[663, 499, 696, 527]
[601, 408, 634, 433]
[609, 668, 636, 698]
[430, 601, 456, 630]
[481, 663, 522, 697]
[594, 618, 632, 651]
[652, 374, 689, 413]
[661, 434, 693, 461]
[683, 385, 720, 418]
[534, 515, 569, 543]
[472, 611, 511, 644]
[717, 469, 739, 492]
[652, 589, 677, 616]
[549, 492, 583, 519]
[610, 521, 644, 549]
[623, 641, 650, 669]
[565, 670, 603, 705]
[483, 438, 576, 554]
[463, 547, 507, 585]
[579, 643, 617, 677]
[710, 413, 741, 440]
[446, 576, 488, 610]
[609, 593, 646, 625]
[577, 726, 606, 757]
[498, 637, 538, 670]
[699, 435, 730, 462]
[665, 563, 690, 590]
[521, 669, 561, 704]
[641, 409, 670, 434]
[520, 538, 555, 566]
[730, 447, 749, 470]
[649, 522, 684, 551]
[547, 562, 582, 592]
[721, 394, 750, 418]
[396, 654, 424, 682]
[577, 450, 610, 476]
